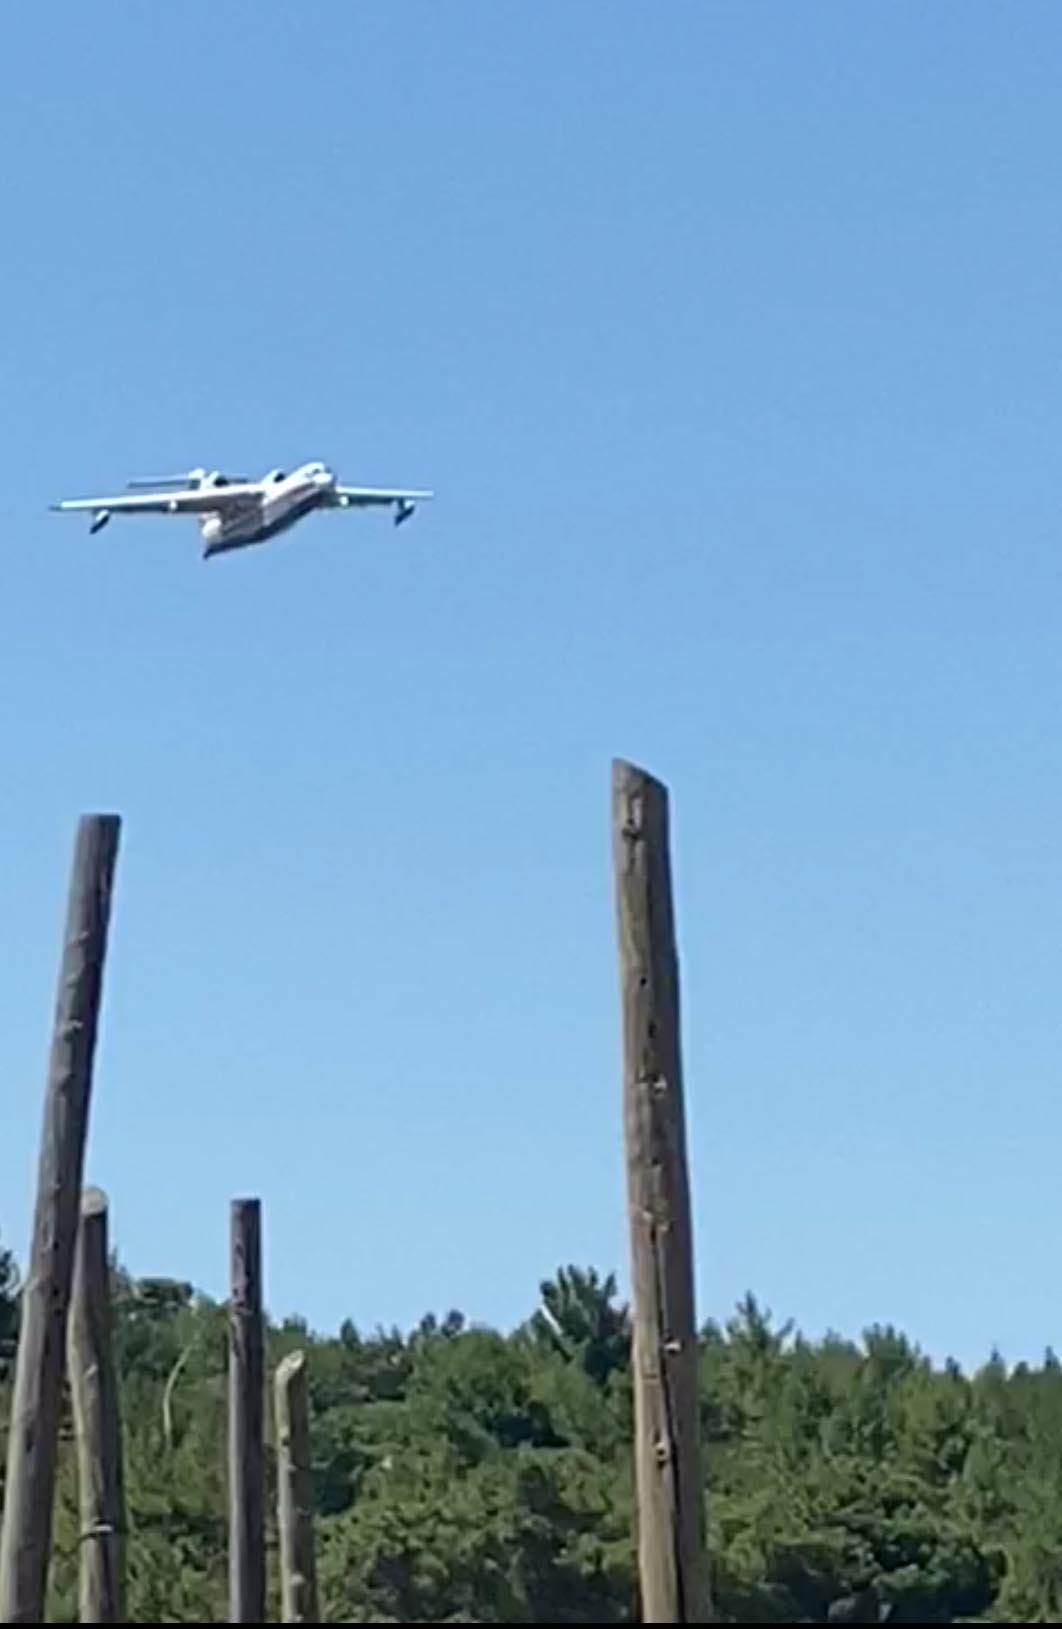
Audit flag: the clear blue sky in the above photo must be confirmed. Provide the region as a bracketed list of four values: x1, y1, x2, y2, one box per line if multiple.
[3, 2, 1062, 1371]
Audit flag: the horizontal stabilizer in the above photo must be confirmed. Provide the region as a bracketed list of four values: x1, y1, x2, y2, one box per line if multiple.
[125, 468, 249, 490]
[127, 472, 205, 489]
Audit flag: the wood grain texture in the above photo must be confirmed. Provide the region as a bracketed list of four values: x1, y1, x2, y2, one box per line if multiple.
[68, 1187, 126, 1623]
[275, 1350, 319, 1622]
[0, 814, 121, 1623]
[228, 1197, 265, 1623]
[612, 761, 708, 1622]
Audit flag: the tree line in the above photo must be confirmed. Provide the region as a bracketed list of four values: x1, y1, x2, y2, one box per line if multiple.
[0, 1239, 1058, 1622]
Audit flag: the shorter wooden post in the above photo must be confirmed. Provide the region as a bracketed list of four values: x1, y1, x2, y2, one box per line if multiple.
[229, 1197, 265, 1623]
[613, 760, 708, 1622]
[68, 1187, 126, 1623]
[275, 1350, 319, 1622]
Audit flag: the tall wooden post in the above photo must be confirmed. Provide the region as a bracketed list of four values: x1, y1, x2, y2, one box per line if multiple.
[0, 814, 122, 1623]
[229, 1197, 265, 1623]
[275, 1350, 318, 1623]
[612, 760, 707, 1622]
[68, 1187, 126, 1623]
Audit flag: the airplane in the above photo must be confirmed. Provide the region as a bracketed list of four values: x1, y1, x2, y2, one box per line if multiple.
[50, 459, 433, 559]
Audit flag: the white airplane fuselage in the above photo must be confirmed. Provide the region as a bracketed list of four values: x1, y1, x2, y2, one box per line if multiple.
[199, 463, 339, 556]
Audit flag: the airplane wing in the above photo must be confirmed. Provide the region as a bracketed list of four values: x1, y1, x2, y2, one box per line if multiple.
[328, 485, 433, 526]
[330, 486, 434, 508]
[51, 482, 262, 517]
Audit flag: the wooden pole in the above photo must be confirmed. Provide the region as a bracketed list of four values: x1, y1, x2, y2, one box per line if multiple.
[0, 814, 122, 1623]
[275, 1350, 318, 1623]
[228, 1197, 265, 1623]
[68, 1187, 126, 1623]
[612, 760, 707, 1623]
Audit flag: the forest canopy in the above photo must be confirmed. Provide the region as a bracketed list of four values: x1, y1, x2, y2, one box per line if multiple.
[0, 1244, 1058, 1622]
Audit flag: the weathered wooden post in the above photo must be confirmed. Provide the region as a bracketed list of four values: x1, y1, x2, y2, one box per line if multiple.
[229, 1197, 265, 1623]
[0, 814, 122, 1623]
[612, 760, 708, 1622]
[275, 1350, 318, 1622]
[68, 1187, 126, 1623]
